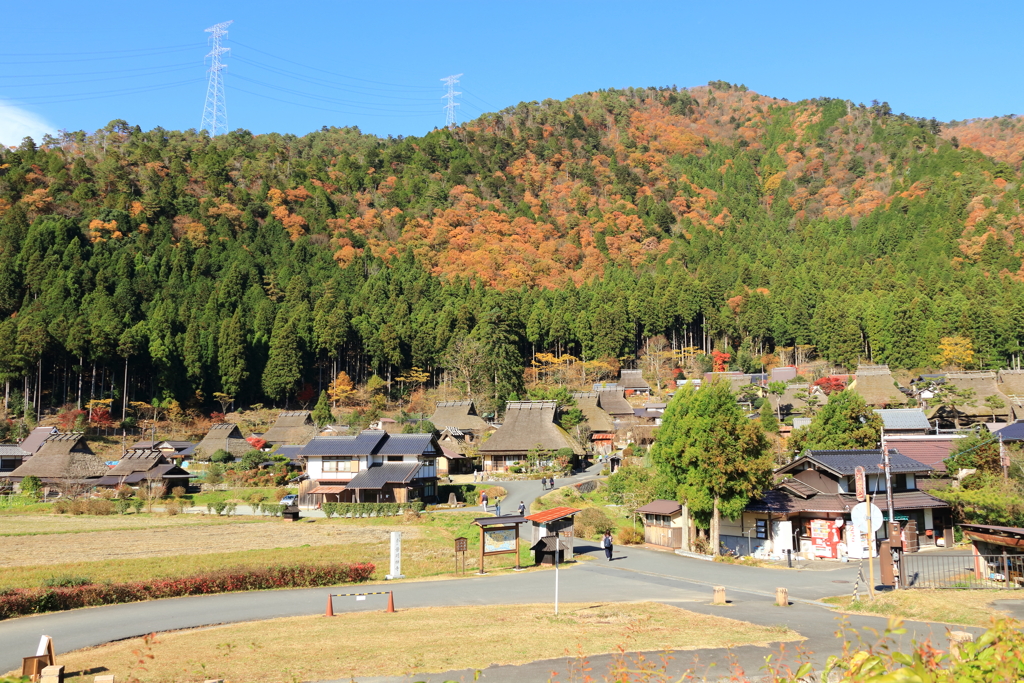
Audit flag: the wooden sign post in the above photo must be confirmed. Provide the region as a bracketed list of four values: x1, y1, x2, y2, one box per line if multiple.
[454, 536, 467, 574]
[473, 517, 522, 574]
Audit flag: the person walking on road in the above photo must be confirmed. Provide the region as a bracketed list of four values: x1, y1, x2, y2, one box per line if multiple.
[518, 501, 526, 516]
[602, 531, 613, 561]
[480, 491, 488, 512]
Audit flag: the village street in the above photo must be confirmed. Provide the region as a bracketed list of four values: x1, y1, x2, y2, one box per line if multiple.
[3, 534, 1011, 681]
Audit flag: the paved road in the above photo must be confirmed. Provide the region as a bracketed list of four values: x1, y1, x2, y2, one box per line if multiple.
[0, 539, 988, 681]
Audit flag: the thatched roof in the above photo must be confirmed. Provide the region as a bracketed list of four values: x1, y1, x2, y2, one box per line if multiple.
[7, 445, 107, 481]
[849, 365, 907, 407]
[619, 370, 650, 391]
[430, 401, 490, 433]
[705, 372, 754, 393]
[596, 389, 633, 416]
[999, 370, 1024, 419]
[108, 449, 169, 476]
[480, 401, 584, 455]
[195, 423, 251, 457]
[262, 411, 317, 445]
[571, 392, 615, 433]
[35, 432, 93, 457]
[769, 384, 828, 416]
[942, 371, 1013, 418]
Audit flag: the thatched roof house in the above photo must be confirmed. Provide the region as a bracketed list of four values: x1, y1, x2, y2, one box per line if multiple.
[262, 411, 317, 445]
[936, 371, 1014, 421]
[998, 370, 1024, 420]
[571, 392, 615, 433]
[769, 383, 828, 416]
[619, 369, 651, 394]
[596, 389, 633, 416]
[195, 423, 251, 458]
[430, 400, 490, 434]
[849, 365, 907, 407]
[480, 401, 583, 471]
[6, 433, 105, 483]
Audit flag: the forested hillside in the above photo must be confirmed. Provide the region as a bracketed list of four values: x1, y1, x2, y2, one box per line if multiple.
[0, 81, 1022, 417]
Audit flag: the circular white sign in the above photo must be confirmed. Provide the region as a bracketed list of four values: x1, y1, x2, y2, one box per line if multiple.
[850, 502, 883, 534]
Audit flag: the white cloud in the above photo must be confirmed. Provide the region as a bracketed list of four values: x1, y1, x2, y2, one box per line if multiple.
[0, 101, 55, 148]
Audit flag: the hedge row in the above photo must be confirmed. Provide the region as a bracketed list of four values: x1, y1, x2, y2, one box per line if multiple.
[321, 502, 424, 518]
[0, 562, 375, 620]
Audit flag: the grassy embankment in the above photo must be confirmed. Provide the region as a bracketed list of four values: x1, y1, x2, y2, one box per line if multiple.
[824, 590, 1023, 627]
[21, 602, 799, 682]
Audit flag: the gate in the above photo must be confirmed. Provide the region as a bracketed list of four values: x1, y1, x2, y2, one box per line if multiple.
[901, 552, 1024, 589]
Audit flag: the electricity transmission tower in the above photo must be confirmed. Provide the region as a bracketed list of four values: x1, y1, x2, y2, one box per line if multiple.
[441, 73, 462, 128]
[201, 20, 233, 136]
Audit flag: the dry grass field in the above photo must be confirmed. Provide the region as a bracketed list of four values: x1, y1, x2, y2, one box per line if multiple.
[29, 602, 800, 682]
[824, 590, 1020, 627]
[0, 512, 527, 591]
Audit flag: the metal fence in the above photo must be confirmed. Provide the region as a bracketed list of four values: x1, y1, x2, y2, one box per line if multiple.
[902, 553, 1024, 589]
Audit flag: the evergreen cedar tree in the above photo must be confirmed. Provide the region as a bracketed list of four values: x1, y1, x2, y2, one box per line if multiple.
[0, 84, 1023, 412]
[787, 391, 882, 453]
[650, 381, 774, 555]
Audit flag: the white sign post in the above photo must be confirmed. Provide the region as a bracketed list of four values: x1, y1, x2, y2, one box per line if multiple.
[385, 531, 404, 580]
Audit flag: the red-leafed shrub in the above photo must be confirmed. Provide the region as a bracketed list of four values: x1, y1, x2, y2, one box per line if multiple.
[0, 562, 374, 620]
[813, 375, 847, 395]
[246, 436, 267, 450]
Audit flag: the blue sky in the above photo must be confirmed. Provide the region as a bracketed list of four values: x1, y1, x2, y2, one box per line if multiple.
[1, 1, 1020, 145]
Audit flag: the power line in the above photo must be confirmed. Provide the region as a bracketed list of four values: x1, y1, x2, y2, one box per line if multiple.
[0, 61, 197, 80]
[230, 85, 439, 119]
[5, 78, 204, 105]
[230, 40, 436, 90]
[0, 44, 204, 65]
[229, 74, 438, 113]
[231, 55, 439, 102]
[0, 64, 196, 89]
[200, 21, 232, 136]
[441, 74, 462, 128]
[0, 43, 205, 57]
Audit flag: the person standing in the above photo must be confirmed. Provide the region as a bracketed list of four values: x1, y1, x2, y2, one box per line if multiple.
[480, 491, 488, 511]
[495, 498, 501, 516]
[518, 501, 526, 516]
[602, 531, 613, 561]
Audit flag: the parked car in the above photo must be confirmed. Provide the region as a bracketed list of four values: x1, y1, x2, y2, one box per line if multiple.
[280, 494, 298, 507]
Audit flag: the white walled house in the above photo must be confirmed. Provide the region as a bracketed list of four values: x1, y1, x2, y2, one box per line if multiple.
[301, 431, 438, 504]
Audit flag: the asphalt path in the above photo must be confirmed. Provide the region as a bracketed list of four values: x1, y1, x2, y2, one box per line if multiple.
[0, 540, 993, 681]
[2, 466, 1005, 680]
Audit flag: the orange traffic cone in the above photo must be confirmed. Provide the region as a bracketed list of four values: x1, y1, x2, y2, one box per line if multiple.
[325, 593, 334, 617]
[385, 591, 395, 613]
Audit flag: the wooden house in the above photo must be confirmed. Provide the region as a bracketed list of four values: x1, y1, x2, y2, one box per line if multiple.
[478, 401, 584, 472]
[93, 449, 194, 493]
[848, 365, 907, 407]
[5, 432, 105, 486]
[929, 371, 1014, 425]
[430, 400, 491, 437]
[636, 500, 686, 549]
[874, 409, 932, 435]
[435, 427, 476, 476]
[301, 431, 439, 504]
[195, 423, 251, 459]
[571, 392, 616, 456]
[262, 410, 317, 446]
[619, 370, 651, 396]
[738, 449, 949, 559]
[0, 444, 30, 474]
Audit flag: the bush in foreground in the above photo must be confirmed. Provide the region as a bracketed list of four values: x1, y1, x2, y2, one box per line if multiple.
[0, 562, 374, 620]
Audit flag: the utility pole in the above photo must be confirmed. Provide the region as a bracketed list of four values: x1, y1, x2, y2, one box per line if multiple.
[201, 20, 233, 137]
[440, 73, 462, 129]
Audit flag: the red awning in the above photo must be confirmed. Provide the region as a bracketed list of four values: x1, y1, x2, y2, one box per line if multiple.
[308, 485, 347, 494]
[526, 506, 582, 524]
[591, 433, 615, 440]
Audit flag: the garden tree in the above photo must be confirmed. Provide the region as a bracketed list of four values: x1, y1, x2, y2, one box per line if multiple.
[767, 381, 787, 420]
[933, 384, 977, 429]
[262, 321, 302, 404]
[759, 400, 778, 434]
[311, 390, 332, 427]
[213, 392, 233, 414]
[18, 475, 42, 498]
[935, 336, 975, 369]
[813, 376, 847, 395]
[650, 382, 774, 555]
[944, 432, 1003, 474]
[984, 395, 1006, 423]
[792, 389, 820, 416]
[787, 390, 882, 454]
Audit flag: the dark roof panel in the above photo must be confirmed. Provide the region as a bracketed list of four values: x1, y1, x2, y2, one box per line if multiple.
[635, 500, 682, 515]
[346, 463, 421, 489]
[791, 449, 933, 476]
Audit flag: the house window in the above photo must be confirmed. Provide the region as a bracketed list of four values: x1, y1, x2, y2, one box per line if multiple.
[894, 473, 907, 491]
[322, 457, 354, 473]
[755, 519, 768, 540]
[387, 456, 404, 462]
[422, 484, 435, 497]
[418, 456, 435, 467]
